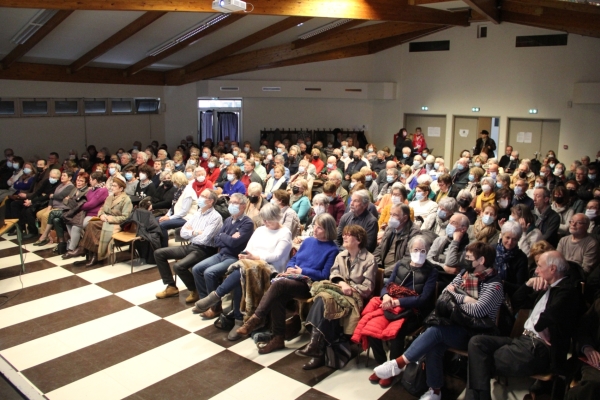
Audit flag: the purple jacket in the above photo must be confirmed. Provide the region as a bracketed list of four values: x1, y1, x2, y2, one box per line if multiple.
[82, 187, 109, 217]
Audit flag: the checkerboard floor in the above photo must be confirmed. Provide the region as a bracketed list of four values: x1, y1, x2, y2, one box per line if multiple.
[0, 233, 532, 400]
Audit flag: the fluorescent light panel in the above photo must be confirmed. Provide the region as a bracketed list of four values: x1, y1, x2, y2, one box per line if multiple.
[147, 14, 229, 57]
[297, 19, 353, 40]
[11, 9, 58, 45]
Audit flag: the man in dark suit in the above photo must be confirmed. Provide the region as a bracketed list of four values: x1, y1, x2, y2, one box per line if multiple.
[473, 130, 496, 158]
[240, 159, 263, 191]
[498, 145, 513, 170]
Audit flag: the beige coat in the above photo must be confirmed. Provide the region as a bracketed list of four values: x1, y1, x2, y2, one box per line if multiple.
[329, 247, 377, 299]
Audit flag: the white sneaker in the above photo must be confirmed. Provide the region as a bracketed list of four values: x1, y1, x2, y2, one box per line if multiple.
[419, 388, 441, 400]
[373, 360, 404, 379]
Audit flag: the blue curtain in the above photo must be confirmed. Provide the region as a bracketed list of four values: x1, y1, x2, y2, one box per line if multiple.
[201, 111, 213, 141]
[218, 112, 239, 142]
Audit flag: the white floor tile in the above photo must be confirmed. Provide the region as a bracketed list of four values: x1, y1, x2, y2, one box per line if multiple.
[47, 334, 223, 400]
[0, 240, 18, 250]
[313, 357, 391, 400]
[210, 368, 310, 400]
[42, 254, 86, 267]
[0, 252, 43, 270]
[228, 334, 309, 367]
[0, 267, 73, 295]
[76, 262, 155, 284]
[115, 278, 187, 306]
[163, 307, 215, 332]
[0, 284, 112, 330]
[1, 307, 160, 370]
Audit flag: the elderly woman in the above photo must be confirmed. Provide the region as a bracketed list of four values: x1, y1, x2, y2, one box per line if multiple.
[290, 178, 311, 224]
[72, 175, 132, 267]
[378, 182, 409, 228]
[422, 196, 457, 237]
[501, 204, 542, 256]
[360, 236, 438, 385]
[264, 165, 287, 200]
[295, 193, 330, 243]
[475, 176, 496, 213]
[33, 171, 74, 246]
[289, 159, 314, 193]
[298, 224, 377, 370]
[495, 173, 511, 190]
[469, 203, 500, 245]
[495, 220, 528, 299]
[551, 186, 574, 236]
[465, 166, 484, 199]
[222, 165, 246, 195]
[148, 170, 177, 216]
[122, 166, 138, 196]
[374, 242, 503, 399]
[157, 171, 200, 248]
[106, 163, 121, 195]
[271, 189, 301, 239]
[63, 172, 109, 259]
[527, 240, 554, 277]
[193, 204, 293, 335]
[236, 214, 339, 352]
[245, 181, 265, 222]
[206, 156, 220, 183]
[361, 166, 379, 200]
[184, 165, 195, 182]
[409, 183, 438, 223]
[495, 187, 513, 225]
[456, 189, 477, 224]
[7, 160, 36, 200]
[50, 172, 89, 254]
[133, 164, 156, 199]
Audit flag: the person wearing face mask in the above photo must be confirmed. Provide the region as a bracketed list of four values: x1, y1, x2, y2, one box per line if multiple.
[511, 178, 534, 210]
[147, 170, 177, 217]
[343, 151, 367, 189]
[495, 188, 514, 228]
[428, 212, 472, 279]
[270, 189, 301, 239]
[464, 166, 484, 201]
[450, 158, 471, 190]
[105, 163, 121, 195]
[495, 220, 528, 299]
[0, 155, 26, 202]
[409, 184, 438, 224]
[309, 148, 324, 175]
[32, 170, 75, 246]
[289, 159, 314, 194]
[244, 181, 265, 222]
[264, 165, 287, 201]
[5, 161, 37, 209]
[532, 186, 561, 246]
[468, 203, 500, 244]
[295, 194, 331, 243]
[370, 151, 388, 174]
[551, 187, 575, 236]
[122, 166, 138, 197]
[356, 236, 438, 384]
[250, 153, 267, 181]
[398, 147, 414, 168]
[290, 178, 311, 224]
[474, 176, 496, 215]
[422, 197, 457, 237]
[500, 204, 542, 256]
[221, 165, 245, 196]
[394, 128, 413, 160]
[322, 181, 345, 225]
[240, 160, 263, 193]
[511, 163, 535, 190]
[360, 167, 379, 200]
[376, 167, 400, 204]
[132, 164, 156, 201]
[557, 213, 598, 276]
[455, 190, 477, 224]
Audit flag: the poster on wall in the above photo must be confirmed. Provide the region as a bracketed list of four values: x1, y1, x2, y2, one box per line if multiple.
[459, 129, 469, 137]
[516, 132, 525, 143]
[524, 132, 532, 143]
[428, 127, 441, 137]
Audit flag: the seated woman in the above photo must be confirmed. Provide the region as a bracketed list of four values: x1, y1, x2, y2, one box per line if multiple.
[33, 171, 74, 245]
[184, 165, 195, 182]
[500, 203, 542, 256]
[456, 189, 477, 224]
[63, 172, 109, 259]
[288, 159, 314, 196]
[106, 163, 121, 195]
[236, 214, 339, 352]
[206, 156, 221, 183]
[157, 171, 199, 248]
[148, 170, 177, 217]
[526, 240, 554, 278]
[73, 175, 133, 267]
[5, 161, 37, 218]
[122, 166, 138, 196]
[297, 224, 377, 370]
[294, 193, 330, 244]
[468, 204, 500, 244]
[245, 181, 265, 224]
[373, 242, 503, 400]
[378, 182, 410, 229]
[361, 167, 379, 200]
[551, 186, 574, 237]
[465, 166, 485, 201]
[271, 189, 301, 239]
[290, 178, 311, 224]
[409, 183, 438, 224]
[475, 177, 496, 213]
[264, 165, 287, 201]
[192, 204, 293, 335]
[359, 236, 438, 386]
[14, 169, 60, 237]
[495, 187, 513, 226]
[422, 196, 457, 237]
[495, 173, 511, 190]
[322, 181, 345, 225]
[133, 164, 156, 199]
[222, 165, 246, 196]
[495, 220, 528, 300]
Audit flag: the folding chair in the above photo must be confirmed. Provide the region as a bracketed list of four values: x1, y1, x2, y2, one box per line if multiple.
[111, 221, 144, 273]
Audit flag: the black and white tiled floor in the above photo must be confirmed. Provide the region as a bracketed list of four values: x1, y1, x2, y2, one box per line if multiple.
[0, 233, 531, 400]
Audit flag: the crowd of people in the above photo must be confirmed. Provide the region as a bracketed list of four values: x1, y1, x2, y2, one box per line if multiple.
[1, 128, 600, 400]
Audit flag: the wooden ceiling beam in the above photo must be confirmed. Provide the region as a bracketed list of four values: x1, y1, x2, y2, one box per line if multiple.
[0, 0, 470, 25]
[166, 21, 437, 84]
[124, 13, 245, 76]
[463, 0, 500, 24]
[181, 16, 311, 75]
[502, 11, 600, 39]
[292, 20, 367, 49]
[510, 0, 600, 15]
[0, 62, 165, 85]
[69, 11, 167, 73]
[1, 10, 73, 70]
[502, 1, 600, 34]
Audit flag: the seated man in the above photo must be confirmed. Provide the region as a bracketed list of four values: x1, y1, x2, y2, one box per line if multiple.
[336, 189, 378, 253]
[154, 189, 223, 302]
[512, 178, 534, 209]
[568, 299, 600, 400]
[191, 193, 254, 318]
[533, 187, 560, 246]
[465, 251, 583, 400]
[557, 213, 598, 275]
[427, 213, 470, 284]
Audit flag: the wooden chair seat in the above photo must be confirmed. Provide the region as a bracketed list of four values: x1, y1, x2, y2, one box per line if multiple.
[111, 222, 143, 273]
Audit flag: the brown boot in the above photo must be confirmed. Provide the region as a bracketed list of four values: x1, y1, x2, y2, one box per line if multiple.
[73, 250, 90, 266]
[62, 246, 85, 260]
[85, 252, 99, 267]
[303, 355, 325, 370]
[200, 303, 222, 319]
[236, 315, 266, 336]
[258, 335, 285, 354]
[296, 329, 324, 357]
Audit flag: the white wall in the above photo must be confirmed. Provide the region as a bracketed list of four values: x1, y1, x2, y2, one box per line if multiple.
[163, 82, 197, 149]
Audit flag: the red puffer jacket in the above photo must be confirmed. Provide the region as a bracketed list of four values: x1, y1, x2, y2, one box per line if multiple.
[350, 296, 407, 351]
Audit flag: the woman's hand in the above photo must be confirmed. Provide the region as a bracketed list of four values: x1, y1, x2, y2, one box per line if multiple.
[338, 281, 353, 296]
[446, 284, 456, 293]
[498, 218, 506, 228]
[100, 214, 108, 222]
[584, 346, 600, 367]
[286, 266, 302, 274]
[159, 216, 169, 223]
[293, 237, 303, 244]
[381, 294, 395, 310]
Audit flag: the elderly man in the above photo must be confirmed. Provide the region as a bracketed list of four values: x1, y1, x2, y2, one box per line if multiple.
[512, 178, 534, 209]
[269, 154, 291, 182]
[498, 145, 513, 170]
[240, 159, 263, 191]
[154, 189, 223, 303]
[376, 168, 399, 202]
[215, 153, 234, 188]
[336, 189, 378, 252]
[328, 170, 348, 203]
[427, 213, 471, 280]
[371, 151, 388, 174]
[576, 165, 595, 203]
[191, 193, 254, 322]
[135, 151, 148, 172]
[465, 251, 583, 400]
[533, 187, 560, 246]
[200, 146, 212, 172]
[398, 146, 413, 167]
[557, 213, 599, 275]
[320, 156, 342, 180]
[505, 149, 520, 174]
[450, 158, 470, 190]
[511, 162, 535, 189]
[423, 196, 458, 237]
[373, 203, 420, 278]
[376, 160, 399, 186]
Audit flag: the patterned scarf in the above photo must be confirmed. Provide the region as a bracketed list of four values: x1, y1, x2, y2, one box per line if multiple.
[92, 182, 106, 190]
[460, 267, 497, 299]
[473, 218, 497, 243]
[495, 242, 516, 281]
[387, 283, 418, 298]
[170, 186, 185, 212]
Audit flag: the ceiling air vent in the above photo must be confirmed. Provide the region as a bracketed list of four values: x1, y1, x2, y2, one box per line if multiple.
[220, 87, 239, 91]
[305, 88, 322, 91]
[262, 87, 281, 92]
[409, 40, 450, 52]
[345, 89, 362, 92]
[516, 34, 568, 48]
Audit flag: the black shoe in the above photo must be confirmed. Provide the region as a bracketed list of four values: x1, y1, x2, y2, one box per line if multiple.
[303, 355, 325, 370]
[56, 242, 68, 255]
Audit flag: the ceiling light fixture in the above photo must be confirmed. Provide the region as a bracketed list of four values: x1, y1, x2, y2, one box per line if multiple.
[297, 19, 353, 40]
[212, 0, 247, 13]
[11, 9, 58, 45]
[146, 14, 230, 57]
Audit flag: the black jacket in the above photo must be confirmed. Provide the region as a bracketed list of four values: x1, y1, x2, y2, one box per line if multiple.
[29, 179, 60, 209]
[451, 168, 470, 189]
[373, 221, 421, 277]
[121, 208, 162, 256]
[474, 137, 496, 157]
[151, 184, 177, 210]
[394, 138, 413, 160]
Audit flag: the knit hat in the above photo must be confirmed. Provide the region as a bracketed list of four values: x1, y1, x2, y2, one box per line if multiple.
[113, 174, 127, 189]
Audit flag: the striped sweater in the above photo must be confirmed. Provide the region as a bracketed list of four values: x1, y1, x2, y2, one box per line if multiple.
[448, 271, 504, 321]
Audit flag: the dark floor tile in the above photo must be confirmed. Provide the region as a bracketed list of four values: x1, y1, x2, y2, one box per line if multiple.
[138, 292, 194, 318]
[195, 324, 249, 348]
[31, 247, 58, 258]
[21, 319, 189, 394]
[0, 374, 27, 400]
[296, 388, 339, 400]
[0, 246, 29, 258]
[376, 380, 418, 400]
[0, 275, 90, 310]
[95, 266, 159, 293]
[269, 351, 336, 387]
[0, 295, 133, 350]
[0, 259, 58, 281]
[123, 350, 263, 400]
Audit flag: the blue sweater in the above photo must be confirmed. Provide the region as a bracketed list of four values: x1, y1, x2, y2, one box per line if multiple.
[287, 237, 339, 281]
[213, 214, 254, 258]
[222, 180, 246, 196]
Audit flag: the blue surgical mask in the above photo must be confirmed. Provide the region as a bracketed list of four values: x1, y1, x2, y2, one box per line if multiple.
[514, 186, 523, 196]
[208, 162, 215, 168]
[433, 163, 440, 170]
[202, 152, 209, 159]
[457, 164, 465, 171]
[482, 215, 495, 226]
[402, 154, 408, 159]
[23, 167, 32, 175]
[509, 215, 516, 222]
[224, 160, 231, 166]
[125, 172, 133, 181]
[197, 197, 206, 208]
[327, 196, 334, 202]
[12, 163, 19, 170]
[422, 153, 428, 158]
[233, 151, 238, 156]
[228, 204, 240, 215]
[386, 176, 394, 183]
[327, 163, 334, 169]
[109, 168, 116, 176]
[277, 148, 282, 153]
[496, 182, 503, 188]
[415, 192, 425, 201]
[237, 157, 243, 165]
[474, 162, 482, 167]
[446, 223, 456, 237]
[49, 177, 58, 184]
[468, 174, 475, 182]
[185, 172, 193, 179]
[438, 209, 447, 219]
[365, 175, 372, 182]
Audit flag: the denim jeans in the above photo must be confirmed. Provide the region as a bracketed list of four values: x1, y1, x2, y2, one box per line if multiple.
[158, 217, 186, 248]
[403, 324, 470, 389]
[192, 253, 237, 298]
[215, 269, 243, 320]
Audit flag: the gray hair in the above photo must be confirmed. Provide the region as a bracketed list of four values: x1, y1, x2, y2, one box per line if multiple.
[481, 177, 495, 187]
[416, 174, 432, 185]
[456, 213, 470, 228]
[438, 196, 458, 213]
[576, 165, 589, 175]
[328, 170, 342, 181]
[353, 189, 371, 205]
[391, 182, 405, 192]
[137, 152, 148, 162]
[247, 181, 262, 195]
[259, 203, 282, 222]
[108, 162, 121, 171]
[230, 192, 248, 206]
[205, 189, 218, 205]
[159, 170, 172, 181]
[165, 160, 175, 170]
[49, 169, 61, 178]
[387, 168, 399, 177]
[312, 193, 330, 207]
[194, 166, 206, 175]
[121, 152, 132, 161]
[408, 235, 431, 253]
[313, 213, 337, 241]
[457, 189, 473, 203]
[501, 220, 523, 240]
[545, 251, 569, 275]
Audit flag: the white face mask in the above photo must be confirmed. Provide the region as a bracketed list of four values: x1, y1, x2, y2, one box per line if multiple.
[314, 205, 325, 215]
[298, 166, 305, 173]
[498, 199, 509, 209]
[138, 173, 147, 181]
[586, 209, 597, 219]
[481, 184, 491, 193]
[391, 195, 402, 205]
[387, 217, 401, 230]
[410, 251, 426, 265]
[196, 176, 205, 183]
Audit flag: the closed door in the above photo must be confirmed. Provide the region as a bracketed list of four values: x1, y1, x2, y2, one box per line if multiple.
[508, 119, 560, 160]
[404, 114, 446, 157]
[453, 117, 479, 164]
